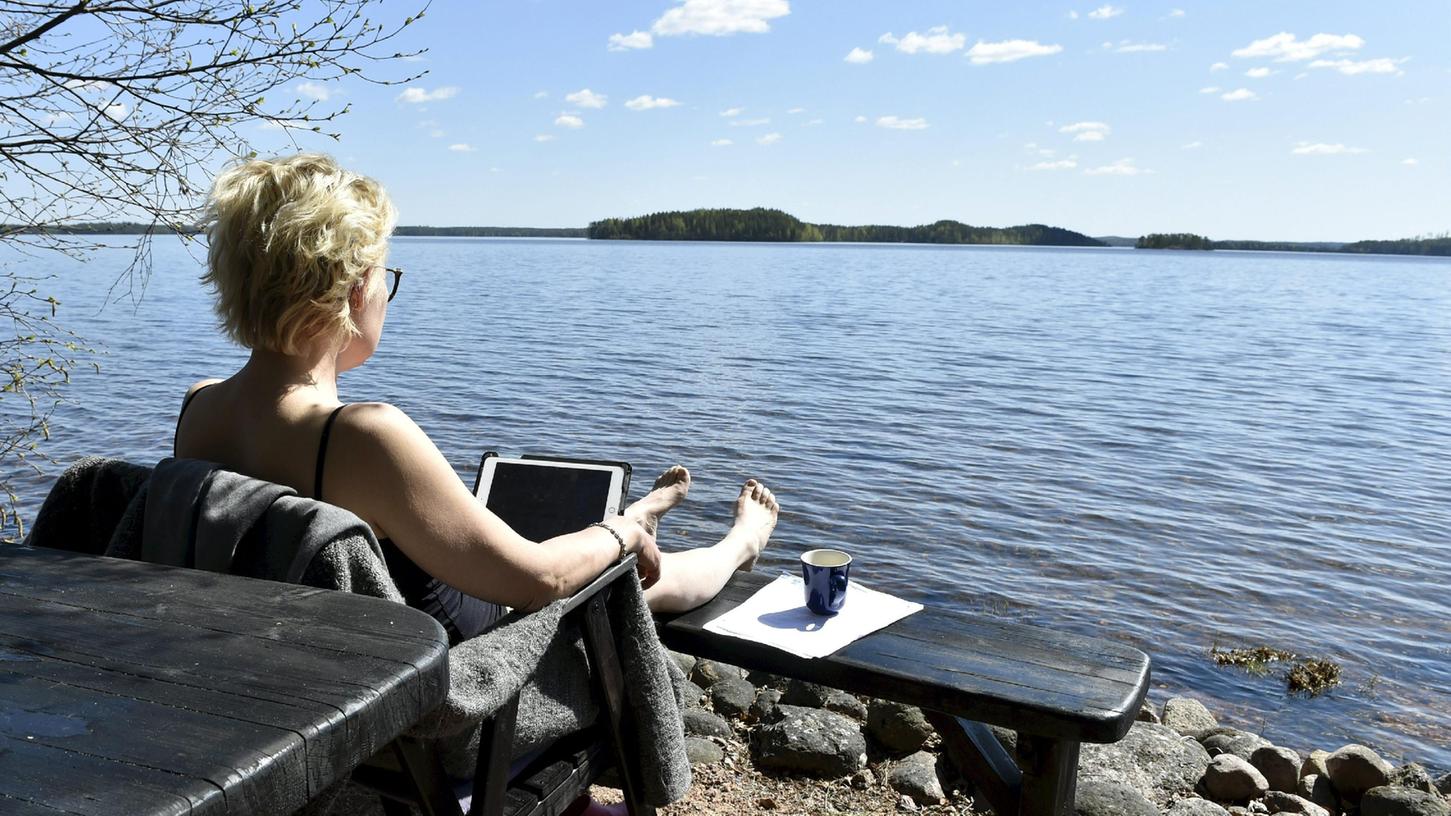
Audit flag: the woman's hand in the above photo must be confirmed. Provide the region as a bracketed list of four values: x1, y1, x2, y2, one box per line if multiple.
[613, 516, 662, 589]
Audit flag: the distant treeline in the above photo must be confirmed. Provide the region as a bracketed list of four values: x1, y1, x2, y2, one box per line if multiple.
[1138, 232, 1450, 257]
[587, 208, 1106, 247]
[1137, 233, 1213, 250]
[1339, 235, 1451, 256]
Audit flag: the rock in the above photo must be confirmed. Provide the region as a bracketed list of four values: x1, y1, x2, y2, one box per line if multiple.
[749, 688, 782, 723]
[751, 705, 868, 777]
[1435, 772, 1451, 797]
[1298, 774, 1340, 815]
[1139, 701, 1162, 723]
[988, 725, 1018, 758]
[746, 669, 786, 689]
[689, 658, 745, 688]
[667, 649, 696, 676]
[823, 690, 868, 720]
[1391, 764, 1437, 794]
[1164, 698, 1218, 735]
[709, 676, 757, 719]
[1073, 779, 1159, 816]
[887, 751, 945, 806]
[1262, 791, 1330, 816]
[865, 700, 935, 755]
[1302, 751, 1331, 780]
[683, 680, 708, 708]
[1326, 744, 1394, 803]
[1360, 785, 1451, 816]
[1252, 746, 1303, 793]
[1077, 721, 1211, 806]
[682, 708, 732, 739]
[780, 678, 834, 707]
[897, 794, 918, 811]
[684, 736, 724, 765]
[1167, 799, 1232, 816]
[1201, 729, 1272, 762]
[1248, 802, 1270, 815]
[1203, 754, 1270, 802]
[850, 768, 875, 790]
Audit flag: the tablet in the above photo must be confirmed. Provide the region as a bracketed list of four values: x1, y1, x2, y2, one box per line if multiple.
[473, 453, 631, 543]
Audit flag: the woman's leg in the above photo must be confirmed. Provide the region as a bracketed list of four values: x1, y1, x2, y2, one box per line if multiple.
[640, 480, 778, 614]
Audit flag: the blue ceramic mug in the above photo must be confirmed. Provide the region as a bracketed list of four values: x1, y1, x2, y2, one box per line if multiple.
[801, 549, 852, 615]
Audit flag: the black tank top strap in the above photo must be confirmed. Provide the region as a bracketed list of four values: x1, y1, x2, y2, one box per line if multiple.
[314, 404, 349, 501]
[173, 382, 218, 457]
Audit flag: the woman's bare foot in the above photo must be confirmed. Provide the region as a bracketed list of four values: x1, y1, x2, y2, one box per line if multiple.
[731, 479, 778, 571]
[624, 465, 691, 535]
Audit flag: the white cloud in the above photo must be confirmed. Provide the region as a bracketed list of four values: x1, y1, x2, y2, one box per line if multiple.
[102, 102, 128, 121]
[1115, 42, 1167, 53]
[609, 30, 654, 51]
[1059, 121, 1111, 141]
[711, 138, 733, 146]
[1068, 10, 1079, 19]
[1210, 62, 1228, 71]
[1402, 157, 1418, 165]
[490, 167, 502, 173]
[730, 117, 771, 126]
[1182, 140, 1203, 149]
[625, 95, 682, 110]
[555, 114, 584, 128]
[1085, 158, 1146, 175]
[448, 143, 476, 152]
[565, 89, 607, 109]
[805, 118, 823, 126]
[533, 90, 549, 99]
[397, 86, 459, 104]
[757, 132, 782, 145]
[967, 40, 1063, 64]
[1088, 5, 1125, 19]
[720, 106, 744, 117]
[1169, 8, 1186, 17]
[1232, 32, 1363, 62]
[1291, 142, 1366, 155]
[787, 107, 805, 114]
[853, 115, 867, 124]
[845, 47, 874, 64]
[1199, 86, 1222, 94]
[534, 134, 555, 142]
[1309, 57, 1407, 76]
[876, 115, 929, 130]
[879, 26, 965, 55]
[1245, 67, 1272, 78]
[297, 81, 333, 101]
[1031, 159, 1078, 170]
[1221, 88, 1258, 102]
[651, 0, 790, 37]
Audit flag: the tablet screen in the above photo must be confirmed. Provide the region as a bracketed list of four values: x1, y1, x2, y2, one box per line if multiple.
[481, 460, 620, 542]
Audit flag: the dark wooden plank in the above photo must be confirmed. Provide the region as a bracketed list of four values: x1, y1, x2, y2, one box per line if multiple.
[925, 713, 1021, 816]
[580, 595, 651, 816]
[475, 696, 521, 816]
[501, 787, 540, 816]
[0, 733, 206, 815]
[656, 572, 1151, 743]
[0, 791, 102, 815]
[393, 738, 464, 816]
[1017, 736, 1080, 816]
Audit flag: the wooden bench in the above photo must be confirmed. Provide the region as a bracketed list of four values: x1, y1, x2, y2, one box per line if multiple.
[656, 571, 1151, 816]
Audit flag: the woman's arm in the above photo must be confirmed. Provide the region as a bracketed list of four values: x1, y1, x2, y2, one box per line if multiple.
[320, 402, 661, 611]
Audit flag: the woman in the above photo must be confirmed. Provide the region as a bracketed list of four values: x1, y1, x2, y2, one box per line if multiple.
[175, 153, 778, 645]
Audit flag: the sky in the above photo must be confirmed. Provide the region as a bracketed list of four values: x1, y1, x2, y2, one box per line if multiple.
[253, 0, 1450, 242]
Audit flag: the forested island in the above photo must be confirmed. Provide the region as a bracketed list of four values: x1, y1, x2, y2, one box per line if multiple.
[586, 208, 1107, 247]
[1132, 232, 1450, 256]
[1137, 233, 1213, 250]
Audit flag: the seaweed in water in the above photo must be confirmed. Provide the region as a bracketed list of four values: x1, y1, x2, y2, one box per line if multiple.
[1210, 645, 1297, 676]
[1287, 659, 1342, 696]
[1210, 645, 1343, 696]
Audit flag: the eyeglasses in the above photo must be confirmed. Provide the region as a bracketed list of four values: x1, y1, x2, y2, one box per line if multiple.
[384, 267, 403, 302]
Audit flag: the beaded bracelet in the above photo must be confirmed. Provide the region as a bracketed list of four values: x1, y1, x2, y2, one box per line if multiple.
[589, 521, 627, 560]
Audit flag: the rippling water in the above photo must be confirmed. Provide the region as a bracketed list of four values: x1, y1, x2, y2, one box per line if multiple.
[4, 237, 1449, 768]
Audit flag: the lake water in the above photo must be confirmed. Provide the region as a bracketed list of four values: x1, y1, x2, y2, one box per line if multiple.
[3, 237, 1448, 769]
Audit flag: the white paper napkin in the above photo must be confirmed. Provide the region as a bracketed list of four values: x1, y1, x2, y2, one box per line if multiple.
[703, 573, 924, 659]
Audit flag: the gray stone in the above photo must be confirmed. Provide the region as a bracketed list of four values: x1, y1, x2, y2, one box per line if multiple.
[1077, 721, 1212, 805]
[988, 725, 1018, 759]
[1302, 751, 1331, 780]
[684, 737, 724, 766]
[746, 669, 786, 689]
[1360, 785, 1451, 816]
[1298, 774, 1340, 815]
[897, 794, 918, 811]
[1139, 702, 1162, 724]
[1248, 802, 1270, 815]
[887, 751, 945, 806]
[709, 676, 757, 719]
[780, 678, 834, 707]
[683, 680, 708, 708]
[850, 768, 875, 790]
[1201, 729, 1272, 762]
[823, 690, 868, 720]
[750, 705, 868, 778]
[865, 700, 935, 755]
[1203, 754, 1270, 803]
[1327, 744, 1394, 803]
[1436, 772, 1451, 797]
[1252, 746, 1303, 794]
[689, 658, 745, 688]
[1262, 791, 1330, 816]
[748, 688, 782, 723]
[682, 708, 732, 739]
[1164, 698, 1218, 735]
[1391, 764, 1438, 795]
[668, 650, 696, 677]
[1167, 799, 1232, 816]
[1073, 779, 1159, 816]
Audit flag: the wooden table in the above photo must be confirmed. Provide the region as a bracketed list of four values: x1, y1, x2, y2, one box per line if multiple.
[656, 571, 1151, 816]
[0, 544, 450, 815]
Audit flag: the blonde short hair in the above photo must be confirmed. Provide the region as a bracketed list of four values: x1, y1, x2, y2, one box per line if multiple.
[201, 153, 397, 353]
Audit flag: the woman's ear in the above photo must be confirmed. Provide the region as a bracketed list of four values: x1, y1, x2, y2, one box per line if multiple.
[348, 280, 366, 311]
